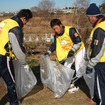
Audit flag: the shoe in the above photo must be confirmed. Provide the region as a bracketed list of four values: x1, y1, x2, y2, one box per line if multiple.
[69, 83, 75, 88]
[68, 86, 79, 93]
[54, 94, 60, 98]
[87, 98, 95, 104]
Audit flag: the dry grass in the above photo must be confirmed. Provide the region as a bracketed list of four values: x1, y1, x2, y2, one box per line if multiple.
[0, 54, 96, 105]
[0, 12, 92, 43]
[0, 13, 95, 105]
[0, 65, 96, 105]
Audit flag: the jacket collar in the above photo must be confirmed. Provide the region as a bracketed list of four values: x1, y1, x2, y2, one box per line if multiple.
[93, 17, 105, 27]
[56, 26, 65, 36]
[11, 16, 23, 28]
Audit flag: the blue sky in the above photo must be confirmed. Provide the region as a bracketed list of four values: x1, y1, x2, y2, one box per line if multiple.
[0, 0, 103, 12]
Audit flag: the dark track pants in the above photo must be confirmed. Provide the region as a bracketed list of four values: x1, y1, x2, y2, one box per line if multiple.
[93, 63, 105, 105]
[0, 55, 19, 105]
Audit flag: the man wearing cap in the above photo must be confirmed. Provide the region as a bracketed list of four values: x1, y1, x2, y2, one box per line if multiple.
[86, 3, 105, 105]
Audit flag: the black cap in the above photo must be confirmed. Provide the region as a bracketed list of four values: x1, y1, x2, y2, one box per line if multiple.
[86, 3, 102, 16]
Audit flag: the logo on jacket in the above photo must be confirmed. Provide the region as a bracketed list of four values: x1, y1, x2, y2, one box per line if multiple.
[61, 40, 71, 50]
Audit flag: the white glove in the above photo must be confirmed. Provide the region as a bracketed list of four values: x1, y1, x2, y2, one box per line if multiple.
[24, 64, 30, 72]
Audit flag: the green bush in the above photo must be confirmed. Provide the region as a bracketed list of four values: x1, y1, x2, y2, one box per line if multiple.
[28, 59, 39, 68]
[25, 42, 36, 49]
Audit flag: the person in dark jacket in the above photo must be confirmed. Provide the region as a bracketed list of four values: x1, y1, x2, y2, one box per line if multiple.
[86, 3, 105, 105]
[0, 9, 32, 105]
[44, 18, 85, 93]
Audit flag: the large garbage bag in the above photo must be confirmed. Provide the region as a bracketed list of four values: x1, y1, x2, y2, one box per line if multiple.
[64, 56, 75, 69]
[13, 59, 37, 99]
[79, 59, 95, 98]
[84, 70, 95, 98]
[40, 55, 75, 98]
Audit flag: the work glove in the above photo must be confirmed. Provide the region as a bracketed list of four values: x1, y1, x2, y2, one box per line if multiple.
[44, 50, 51, 56]
[24, 64, 30, 72]
[67, 50, 74, 58]
[86, 66, 93, 74]
[44, 52, 50, 56]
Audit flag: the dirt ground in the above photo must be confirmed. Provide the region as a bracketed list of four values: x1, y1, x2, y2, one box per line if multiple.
[0, 65, 96, 105]
[0, 12, 94, 105]
[0, 54, 96, 105]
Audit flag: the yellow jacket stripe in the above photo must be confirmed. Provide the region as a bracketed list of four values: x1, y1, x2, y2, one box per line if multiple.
[90, 21, 105, 62]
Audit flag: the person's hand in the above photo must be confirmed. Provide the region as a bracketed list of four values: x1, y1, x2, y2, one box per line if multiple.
[67, 50, 74, 57]
[24, 64, 30, 72]
[86, 66, 93, 74]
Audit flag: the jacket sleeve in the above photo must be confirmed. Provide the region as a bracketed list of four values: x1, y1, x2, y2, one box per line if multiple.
[9, 27, 27, 65]
[69, 27, 82, 52]
[88, 28, 105, 68]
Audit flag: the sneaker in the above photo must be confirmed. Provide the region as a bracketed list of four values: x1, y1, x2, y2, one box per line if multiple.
[87, 98, 95, 104]
[68, 86, 79, 93]
[69, 83, 75, 88]
[54, 94, 60, 98]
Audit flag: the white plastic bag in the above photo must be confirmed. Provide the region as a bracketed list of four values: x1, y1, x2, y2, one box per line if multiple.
[40, 55, 75, 98]
[79, 59, 95, 98]
[84, 70, 95, 98]
[13, 59, 37, 99]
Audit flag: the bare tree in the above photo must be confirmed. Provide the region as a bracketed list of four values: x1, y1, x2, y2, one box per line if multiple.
[74, 0, 90, 9]
[102, 0, 105, 4]
[30, 6, 41, 12]
[72, 0, 90, 30]
[100, 4, 105, 13]
[99, 0, 105, 14]
[38, 0, 55, 12]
